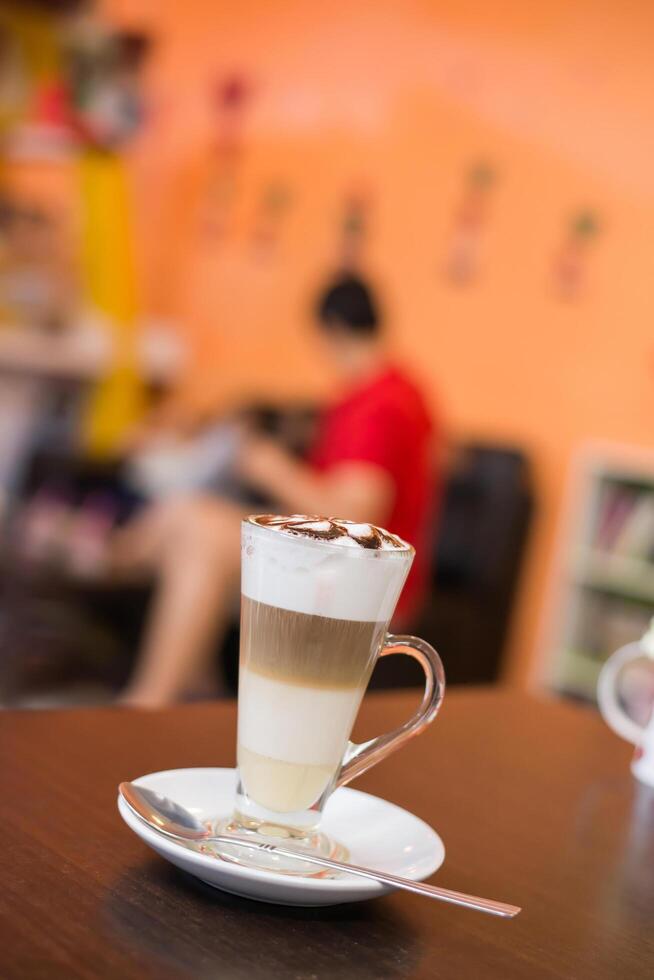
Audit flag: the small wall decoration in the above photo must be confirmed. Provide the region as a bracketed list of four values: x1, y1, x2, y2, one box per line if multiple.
[339, 183, 372, 271]
[201, 72, 252, 241]
[444, 161, 496, 286]
[64, 25, 150, 150]
[250, 180, 293, 259]
[552, 209, 601, 301]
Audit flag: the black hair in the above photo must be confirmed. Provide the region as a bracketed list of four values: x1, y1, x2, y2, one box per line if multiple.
[316, 274, 380, 336]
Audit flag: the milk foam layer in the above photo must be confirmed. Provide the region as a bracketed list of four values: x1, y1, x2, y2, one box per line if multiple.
[242, 517, 412, 622]
[238, 669, 365, 767]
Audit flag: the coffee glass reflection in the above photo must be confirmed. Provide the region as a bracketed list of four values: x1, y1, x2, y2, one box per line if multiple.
[218, 514, 445, 869]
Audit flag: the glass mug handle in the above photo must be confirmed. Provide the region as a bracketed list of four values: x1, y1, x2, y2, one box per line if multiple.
[336, 634, 445, 789]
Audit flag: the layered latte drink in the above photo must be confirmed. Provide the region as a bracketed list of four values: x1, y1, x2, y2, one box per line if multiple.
[234, 515, 413, 835]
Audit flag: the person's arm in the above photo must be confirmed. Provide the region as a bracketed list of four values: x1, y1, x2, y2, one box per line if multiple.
[238, 436, 393, 525]
[119, 398, 232, 455]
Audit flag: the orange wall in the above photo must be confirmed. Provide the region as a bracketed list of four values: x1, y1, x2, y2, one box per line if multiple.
[105, 0, 654, 684]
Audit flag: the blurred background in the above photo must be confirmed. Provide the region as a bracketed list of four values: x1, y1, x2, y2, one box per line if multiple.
[1, 0, 653, 711]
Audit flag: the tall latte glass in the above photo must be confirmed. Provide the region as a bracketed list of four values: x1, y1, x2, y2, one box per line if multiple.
[219, 515, 445, 869]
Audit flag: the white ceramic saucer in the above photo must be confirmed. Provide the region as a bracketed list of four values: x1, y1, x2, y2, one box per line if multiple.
[118, 767, 445, 907]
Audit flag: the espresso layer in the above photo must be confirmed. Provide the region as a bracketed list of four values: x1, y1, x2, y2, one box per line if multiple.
[240, 596, 385, 688]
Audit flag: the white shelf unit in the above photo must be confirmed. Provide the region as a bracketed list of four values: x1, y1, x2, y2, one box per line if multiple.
[536, 443, 654, 703]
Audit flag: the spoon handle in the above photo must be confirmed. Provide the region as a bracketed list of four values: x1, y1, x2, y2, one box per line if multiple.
[208, 834, 521, 918]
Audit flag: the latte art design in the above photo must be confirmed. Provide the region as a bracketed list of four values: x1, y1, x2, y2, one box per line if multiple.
[250, 514, 410, 551]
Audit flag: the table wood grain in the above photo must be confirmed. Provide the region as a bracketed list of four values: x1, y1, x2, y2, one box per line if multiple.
[1, 688, 653, 979]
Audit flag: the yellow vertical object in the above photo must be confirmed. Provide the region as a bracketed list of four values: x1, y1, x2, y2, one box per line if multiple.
[78, 150, 145, 455]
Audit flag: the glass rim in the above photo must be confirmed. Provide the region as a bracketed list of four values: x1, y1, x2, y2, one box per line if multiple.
[243, 514, 415, 559]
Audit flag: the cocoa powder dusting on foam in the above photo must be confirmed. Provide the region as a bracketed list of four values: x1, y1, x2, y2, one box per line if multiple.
[251, 514, 409, 551]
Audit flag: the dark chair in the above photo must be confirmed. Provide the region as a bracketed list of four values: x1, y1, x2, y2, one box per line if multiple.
[369, 444, 533, 689]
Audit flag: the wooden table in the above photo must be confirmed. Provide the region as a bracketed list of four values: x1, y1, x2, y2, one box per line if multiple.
[1, 688, 653, 979]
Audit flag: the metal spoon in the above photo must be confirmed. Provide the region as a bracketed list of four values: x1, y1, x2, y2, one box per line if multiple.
[119, 782, 521, 918]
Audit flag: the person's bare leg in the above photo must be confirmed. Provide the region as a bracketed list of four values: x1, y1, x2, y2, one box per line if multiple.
[117, 497, 243, 708]
[109, 501, 183, 581]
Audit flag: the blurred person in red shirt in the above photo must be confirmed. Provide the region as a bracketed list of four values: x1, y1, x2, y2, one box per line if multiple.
[118, 274, 440, 706]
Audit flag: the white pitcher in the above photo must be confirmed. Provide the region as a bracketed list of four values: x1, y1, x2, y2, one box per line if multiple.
[597, 619, 654, 787]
